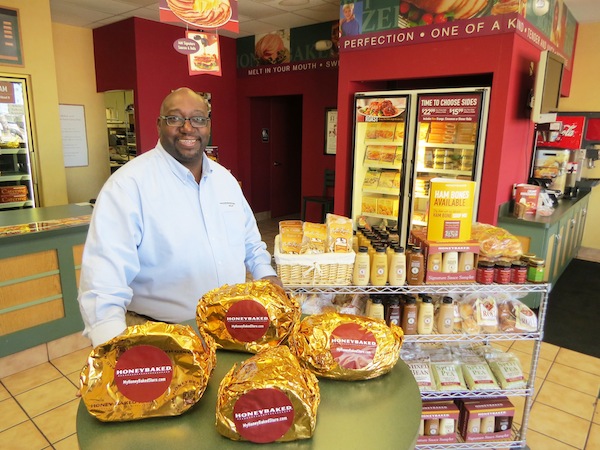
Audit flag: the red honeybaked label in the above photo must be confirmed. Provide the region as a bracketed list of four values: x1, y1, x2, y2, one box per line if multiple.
[225, 300, 270, 342]
[330, 322, 377, 369]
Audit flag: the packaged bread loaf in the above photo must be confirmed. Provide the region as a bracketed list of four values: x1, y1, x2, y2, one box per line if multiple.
[79, 322, 216, 422]
[216, 346, 320, 443]
[288, 312, 404, 380]
[197, 280, 301, 353]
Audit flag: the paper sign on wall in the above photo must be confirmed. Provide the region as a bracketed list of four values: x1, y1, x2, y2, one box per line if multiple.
[59, 104, 89, 167]
[186, 31, 222, 76]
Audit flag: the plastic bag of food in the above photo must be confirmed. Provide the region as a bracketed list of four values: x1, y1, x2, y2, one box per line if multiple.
[471, 222, 522, 260]
[326, 213, 353, 253]
[301, 222, 327, 254]
[498, 299, 538, 333]
[485, 352, 527, 389]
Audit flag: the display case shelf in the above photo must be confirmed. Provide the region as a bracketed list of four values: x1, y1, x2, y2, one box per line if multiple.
[0, 200, 34, 210]
[0, 173, 31, 181]
[420, 143, 475, 150]
[417, 168, 472, 176]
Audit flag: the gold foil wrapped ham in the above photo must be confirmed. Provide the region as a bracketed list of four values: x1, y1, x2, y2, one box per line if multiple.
[288, 312, 404, 380]
[79, 322, 216, 422]
[216, 346, 320, 443]
[197, 280, 301, 353]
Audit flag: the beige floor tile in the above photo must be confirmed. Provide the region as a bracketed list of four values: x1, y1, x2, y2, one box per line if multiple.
[33, 399, 79, 444]
[525, 429, 579, 450]
[536, 379, 596, 421]
[586, 422, 600, 450]
[511, 348, 552, 379]
[0, 420, 50, 450]
[66, 370, 82, 389]
[528, 402, 590, 449]
[556, 349, 600, 376]
[47, 332, 91, 361]
[1, 362, 62, 396]
[15, 378, 78, 418]
[0, 398, 29, 432]
[594, 403, 600, 425]
[510, 340, 559, 362]
[53, 434, 80, 450]
[50, 348, 92, 376]
[547, 362, 600, 397]
[0, 344, 48, 379]
[0, 383, 9, 401]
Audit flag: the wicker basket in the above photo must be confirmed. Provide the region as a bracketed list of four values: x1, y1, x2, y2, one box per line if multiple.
[274, 235, 355, 285]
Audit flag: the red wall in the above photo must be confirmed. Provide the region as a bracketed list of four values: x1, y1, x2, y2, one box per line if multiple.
[335, 33, 541, 225]
[94, 18, 240, 176]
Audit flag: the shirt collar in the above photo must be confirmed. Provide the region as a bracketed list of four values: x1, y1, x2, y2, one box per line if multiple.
[155, 140, 213, 183]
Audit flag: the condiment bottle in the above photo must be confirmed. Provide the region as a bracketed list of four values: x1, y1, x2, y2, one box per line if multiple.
[388, 246, 406, 286]
[407, 246, 424, 285]
[351, 233, 359, 253]
[401, 295, 418, 335]
[370, 246, 388, 286]
[442, 251, 458, 273]
[353, 246, 370, 286]
[437, 296, 454, 334]
[458, 251, 475, 272]
[495, 416, 511, 432]
[385, 295, 402, 326]
[368, 295, 385, 320]
[439, 418, 455, 435]
[424, 418, 439, 436]
[510, 260, 527, 284]
[480, 416, 495, 434]
[417, 295, 434, 335]
[476, 260, 495, 284]
[468, 417, 481, 434]
[427, 251, 442, 272]
[494, 260, 511, 284]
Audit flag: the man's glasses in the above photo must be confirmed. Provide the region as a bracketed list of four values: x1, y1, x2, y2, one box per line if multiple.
[159, 115, 210, 128]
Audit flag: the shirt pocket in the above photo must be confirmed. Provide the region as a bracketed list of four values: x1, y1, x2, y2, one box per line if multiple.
[219, 202, 245, 247]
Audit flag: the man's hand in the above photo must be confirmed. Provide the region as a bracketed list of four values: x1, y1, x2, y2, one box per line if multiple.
[261, 275, 284, 288]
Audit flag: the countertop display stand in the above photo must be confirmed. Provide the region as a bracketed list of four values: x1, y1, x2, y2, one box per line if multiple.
[285, 283, 550, 450]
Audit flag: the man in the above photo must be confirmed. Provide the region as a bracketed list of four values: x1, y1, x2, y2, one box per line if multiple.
[78, 88, 281, 347]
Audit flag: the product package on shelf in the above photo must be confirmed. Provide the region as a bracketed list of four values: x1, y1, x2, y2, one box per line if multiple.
[418, 400, 460, 444]
[411, 229, 479, 284]
[457, 397, 515, 443]
[427, 178, 476, 242]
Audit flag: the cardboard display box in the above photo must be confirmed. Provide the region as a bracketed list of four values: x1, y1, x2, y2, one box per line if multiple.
[411, 229, 479, 284]
[417, 400, 460, 444]
[458, 398, 515, 443]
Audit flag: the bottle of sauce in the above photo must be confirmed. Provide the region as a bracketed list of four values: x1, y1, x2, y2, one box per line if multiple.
[424, 418, 439, 436]
[388, 246, 406, 286]
[442, 251, 458, 273]
[351, 233, 359, 253]
[458, 251, 475, 272]
[527, 258, 546, 283]
[370, 246, 388, 286]
[401, 295, 418, 335]
[385, 295, 402, 326]
[407, 246, 424, 285]
[353, 246, 370, 286]
[480, 416, 495, 434]
[439, 418, 455, 436]
[437, 296, 454, 334]
[368, 295, 385, 320]
[427, 251, 442, 272]
[417, 295, 434, 335]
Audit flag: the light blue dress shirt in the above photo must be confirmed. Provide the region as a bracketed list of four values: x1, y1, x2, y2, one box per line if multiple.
[78, 141, 276, 346]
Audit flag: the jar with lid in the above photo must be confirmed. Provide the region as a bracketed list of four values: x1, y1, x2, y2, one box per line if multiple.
[527, 258, 546, 283]
[494, 260, 511, 284]
[476, 260, 495, 284]
[510, 260, 528, 284]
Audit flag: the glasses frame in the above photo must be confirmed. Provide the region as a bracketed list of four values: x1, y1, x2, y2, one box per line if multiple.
[159, 115, 211, 128]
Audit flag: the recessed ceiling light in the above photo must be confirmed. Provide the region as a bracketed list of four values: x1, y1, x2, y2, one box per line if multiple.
[279, 0, 310, 6]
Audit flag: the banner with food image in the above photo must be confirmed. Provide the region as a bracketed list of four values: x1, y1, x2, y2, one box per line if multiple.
[159, 0, 239, 33]
[186, 31, 221, 76]
[254, 30, 291, 66]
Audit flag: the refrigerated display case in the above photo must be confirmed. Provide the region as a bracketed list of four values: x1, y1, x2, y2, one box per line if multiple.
[0, 75, 37, 209]
[351, 88, 490, 247]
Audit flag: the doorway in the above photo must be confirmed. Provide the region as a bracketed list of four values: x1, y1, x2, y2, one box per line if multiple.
[250, 95, 302, 218]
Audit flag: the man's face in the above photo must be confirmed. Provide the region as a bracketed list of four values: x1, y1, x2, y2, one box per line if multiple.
[157, 91, 211, 166]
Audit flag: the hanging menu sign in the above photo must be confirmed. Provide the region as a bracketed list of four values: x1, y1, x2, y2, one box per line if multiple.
[418, 93, 482, 122]
[0, 7, 23, 66]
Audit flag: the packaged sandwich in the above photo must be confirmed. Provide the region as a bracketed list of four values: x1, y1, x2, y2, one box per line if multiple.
[79, 322, 216, 422]
[197, 280, 301, 353]
[216, 346, 320, 443]
[288, 312, 404, 380]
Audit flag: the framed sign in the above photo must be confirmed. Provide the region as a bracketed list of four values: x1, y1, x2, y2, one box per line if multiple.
[59, 104, 89, 167]
[325, 108, 337, 155]
[0, 7, 23, 66]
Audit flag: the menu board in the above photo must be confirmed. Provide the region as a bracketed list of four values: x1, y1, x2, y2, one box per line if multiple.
[0, 7, 22, 66]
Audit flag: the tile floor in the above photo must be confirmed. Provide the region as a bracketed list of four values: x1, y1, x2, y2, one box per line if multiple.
[1, 216, 598, 449]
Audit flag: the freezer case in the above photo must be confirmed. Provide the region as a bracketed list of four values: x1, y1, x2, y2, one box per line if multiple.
[0, 75, 37, 209]
[409, 91, 489, 237]
[350, 95, 410, 241]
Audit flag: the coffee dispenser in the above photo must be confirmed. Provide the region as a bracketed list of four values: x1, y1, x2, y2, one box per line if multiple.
[531, 148, 570, 196]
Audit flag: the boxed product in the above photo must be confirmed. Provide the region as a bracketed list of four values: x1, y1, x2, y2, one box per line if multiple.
[458, 398, 515, 443]
[513, 184, 541, 216]
[376, 197, 399, 217]
[411, 229, 479, 284]
[427, 178, 476, 242]
[417, 400, 460, 444]
[361, 195, 379, 214]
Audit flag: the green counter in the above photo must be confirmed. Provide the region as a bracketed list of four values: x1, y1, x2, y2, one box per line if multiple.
[0, 204, 93, 357]
[77, 350, 422, 450]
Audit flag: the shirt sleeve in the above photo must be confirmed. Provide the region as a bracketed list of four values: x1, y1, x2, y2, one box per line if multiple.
[78, 176, 142, 346]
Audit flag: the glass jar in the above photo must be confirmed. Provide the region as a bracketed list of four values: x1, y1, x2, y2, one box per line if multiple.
[510, 260, 528, 284]
[527, 258, 546, 283]
[494, 261, 512, 284]
[476, 261, 495, 284]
